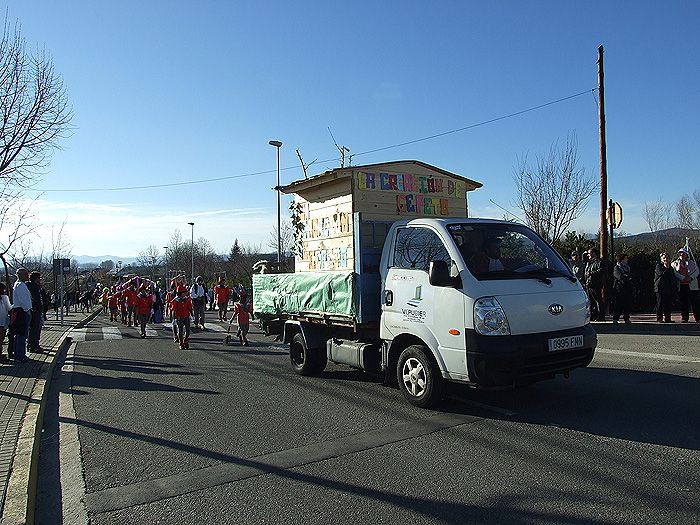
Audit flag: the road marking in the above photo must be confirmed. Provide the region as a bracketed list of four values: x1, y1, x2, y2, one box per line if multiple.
[145, 328, 158, 337]
[70, 328, 86, 342]
[102, 327, 122, 340]
[449, 398, 517, 417]
[203, 322, 226, 332]
[59, 343, 90, 525]
[84, 411, 483, 514]
[596, 347, 700, 363]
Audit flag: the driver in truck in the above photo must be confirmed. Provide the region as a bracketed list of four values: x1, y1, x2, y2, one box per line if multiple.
[472, 237, 505, 272]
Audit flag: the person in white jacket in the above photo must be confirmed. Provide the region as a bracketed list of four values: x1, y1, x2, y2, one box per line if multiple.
[0, 282, 11, 361]
[190, 276, 207, 329]
[672, 248, 699, 323]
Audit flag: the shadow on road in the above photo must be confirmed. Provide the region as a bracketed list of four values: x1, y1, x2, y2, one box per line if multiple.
[440, 366, 700, 451]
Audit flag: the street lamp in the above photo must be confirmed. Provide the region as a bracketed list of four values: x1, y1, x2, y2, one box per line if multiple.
[268, 140, 283, 264]
[163, 246, 168, 289]
[187, 222, 195, 284]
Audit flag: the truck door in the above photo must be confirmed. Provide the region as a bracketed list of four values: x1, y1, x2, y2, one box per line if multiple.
[381, 226, 467, 376]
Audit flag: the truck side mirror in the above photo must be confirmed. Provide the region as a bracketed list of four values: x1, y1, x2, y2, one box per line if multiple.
[428, 260, 451, 287]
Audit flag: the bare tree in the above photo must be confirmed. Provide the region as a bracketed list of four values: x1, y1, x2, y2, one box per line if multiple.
[512, 132, 597, 243]
[643, 198, 675, 232]
[0, 197, 36, 293]
[0, 19, 72, 186]
[136, 245, 161, 269]
[676, 190, 700, 231]
[267, 219, 294, 256]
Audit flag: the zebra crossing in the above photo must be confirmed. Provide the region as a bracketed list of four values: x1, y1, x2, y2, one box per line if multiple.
[70, 325, 160, 342]
[70, 322, 225, 342]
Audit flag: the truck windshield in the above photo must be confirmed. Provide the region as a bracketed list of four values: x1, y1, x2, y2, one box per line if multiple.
[447, 223, 574, 281]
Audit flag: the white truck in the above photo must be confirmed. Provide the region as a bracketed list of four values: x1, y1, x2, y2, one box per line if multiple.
[253, 161, 596, 407]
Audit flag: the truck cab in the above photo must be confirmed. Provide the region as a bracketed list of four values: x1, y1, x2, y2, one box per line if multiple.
[380, 218, 596, 406]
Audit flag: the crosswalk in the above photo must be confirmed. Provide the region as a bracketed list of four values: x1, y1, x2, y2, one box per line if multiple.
[70, 322, 226, 342]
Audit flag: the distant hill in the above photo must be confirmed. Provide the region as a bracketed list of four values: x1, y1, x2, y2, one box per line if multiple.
[73, 255, 137, 265]
[618, 227, 695, 244]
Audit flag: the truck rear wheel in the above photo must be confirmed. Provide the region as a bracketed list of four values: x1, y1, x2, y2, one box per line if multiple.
[290, 333, 326, 375]
[397, 345, 443, 408]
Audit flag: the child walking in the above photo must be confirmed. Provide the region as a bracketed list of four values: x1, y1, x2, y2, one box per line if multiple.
[232, 299, 251, 346]
[170, 286, 192, 349]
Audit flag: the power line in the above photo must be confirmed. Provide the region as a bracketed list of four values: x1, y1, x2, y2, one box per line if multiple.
[31, 88, 596, 193]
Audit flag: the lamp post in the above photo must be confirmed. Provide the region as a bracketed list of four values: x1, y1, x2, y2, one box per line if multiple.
[268, 140, 283, 264]
[187, 222, 195, 284]
[163, 246, 168, 289]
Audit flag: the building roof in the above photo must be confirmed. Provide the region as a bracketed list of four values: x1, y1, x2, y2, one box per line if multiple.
[280, 160, 483, 195]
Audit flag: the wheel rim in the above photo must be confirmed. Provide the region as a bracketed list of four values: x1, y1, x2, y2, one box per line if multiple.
[291, 341, 305, 367]
[402, 357, 427, 397]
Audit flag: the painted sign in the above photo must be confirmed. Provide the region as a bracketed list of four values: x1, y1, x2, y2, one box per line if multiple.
[355, 171, 466, 217]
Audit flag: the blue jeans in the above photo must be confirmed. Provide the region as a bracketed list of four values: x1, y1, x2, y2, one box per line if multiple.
[13, 310, 31, 359]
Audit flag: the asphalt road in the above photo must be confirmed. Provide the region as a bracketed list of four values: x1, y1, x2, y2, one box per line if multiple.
[35, 315, 700, 525]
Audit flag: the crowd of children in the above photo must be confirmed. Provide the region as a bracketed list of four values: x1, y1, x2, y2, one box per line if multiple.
[96, 274, 253, 350]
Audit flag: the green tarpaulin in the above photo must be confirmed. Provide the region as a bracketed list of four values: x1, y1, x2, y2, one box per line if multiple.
[253, 272, 356, 318]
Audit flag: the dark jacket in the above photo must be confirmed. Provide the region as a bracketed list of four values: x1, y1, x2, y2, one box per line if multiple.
[613, 263, 633, 293]
[585, 258, 604, 289]
[654, 263, 677, 294]
[26, 281, 44, 313]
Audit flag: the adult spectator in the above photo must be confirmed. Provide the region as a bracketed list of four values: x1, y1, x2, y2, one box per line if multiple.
[672, 248, 699, 323]
[0, 283, 11, 362]
[612, 253, 633, 324]
[654, 252, 677, 323]
[10, 268, 32, 362]
[584, 249, 605, 321]
[190, 276, 207, 329]
[27, 271, 45, 352]
[569, 251, 585, 283]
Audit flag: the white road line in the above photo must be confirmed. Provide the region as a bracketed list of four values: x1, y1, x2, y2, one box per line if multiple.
[203, 322, 226, 332]
[145, 328, 158, 337]
[596, 347, 700, 363]
[102, 327, 122, 340]
[60, 343, 90, 524]
[70, 328, 86, 342]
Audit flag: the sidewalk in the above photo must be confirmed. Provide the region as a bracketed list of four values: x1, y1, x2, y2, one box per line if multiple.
[0, 307, 99, 525]
[592, 311, 699, 334]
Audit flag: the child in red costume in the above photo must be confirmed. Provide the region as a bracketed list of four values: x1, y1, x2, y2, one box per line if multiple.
[232, 300, 251, 346]
[170, 286, 192, 349]
[214, 278, 230, 321]
[135, 285, 154, 338]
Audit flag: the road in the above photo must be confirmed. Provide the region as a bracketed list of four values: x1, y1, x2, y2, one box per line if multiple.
[35, 314, 700, 525]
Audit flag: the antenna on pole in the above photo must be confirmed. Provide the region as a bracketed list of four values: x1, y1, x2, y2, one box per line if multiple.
[328, 127, 351, 167]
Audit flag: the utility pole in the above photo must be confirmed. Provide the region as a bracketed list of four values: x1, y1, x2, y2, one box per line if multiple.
[597, 45, 610, 313]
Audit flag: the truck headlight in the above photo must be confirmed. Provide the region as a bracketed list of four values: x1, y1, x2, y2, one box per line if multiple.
[474, 297, 510, 336]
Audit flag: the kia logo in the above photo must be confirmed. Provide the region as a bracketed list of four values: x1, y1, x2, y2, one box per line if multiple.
[548, 304, 564, 315]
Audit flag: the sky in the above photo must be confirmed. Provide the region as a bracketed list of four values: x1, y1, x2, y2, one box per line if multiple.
[6, 1, 700, 259]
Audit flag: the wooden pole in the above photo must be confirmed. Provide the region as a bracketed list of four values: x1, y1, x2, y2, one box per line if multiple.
[598, 45, 610, 314]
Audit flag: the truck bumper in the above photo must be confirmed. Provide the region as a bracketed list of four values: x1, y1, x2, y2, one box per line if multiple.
[465, 324, 597, 387]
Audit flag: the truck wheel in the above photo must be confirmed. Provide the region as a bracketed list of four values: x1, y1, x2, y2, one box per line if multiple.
[397, 345, 443, 408]
[290, 333, 326, 375]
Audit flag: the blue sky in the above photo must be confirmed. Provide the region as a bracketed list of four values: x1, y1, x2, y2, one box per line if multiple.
[9, 1, 700, 257]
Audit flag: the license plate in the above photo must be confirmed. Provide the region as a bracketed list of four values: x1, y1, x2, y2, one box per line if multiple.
[548, 335, 584, 352]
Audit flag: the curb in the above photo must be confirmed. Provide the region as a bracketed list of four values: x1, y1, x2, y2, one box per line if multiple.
[1, 309, 100, 525]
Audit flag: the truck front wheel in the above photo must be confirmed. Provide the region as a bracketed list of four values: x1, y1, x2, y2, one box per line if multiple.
[397, 345, 444, 408]
[290, 333, 327, 375]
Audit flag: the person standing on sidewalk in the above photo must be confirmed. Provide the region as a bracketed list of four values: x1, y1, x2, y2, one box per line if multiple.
[585, 249, 606, 321]
[27, 271, 45, 353]
[190, 276, 207, 329]
[672, 247, 699, 323]
[655, 253, 678, 323]
[10, 268, 32, 362]
[612, 253, 633, 324]
[0, 283, 11, 362]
